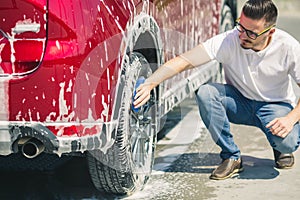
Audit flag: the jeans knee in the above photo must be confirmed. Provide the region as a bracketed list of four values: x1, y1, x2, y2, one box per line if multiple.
[196, 84, 217, 103]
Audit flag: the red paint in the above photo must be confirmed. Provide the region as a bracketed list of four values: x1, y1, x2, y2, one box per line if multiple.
[0, 0, 222, 137]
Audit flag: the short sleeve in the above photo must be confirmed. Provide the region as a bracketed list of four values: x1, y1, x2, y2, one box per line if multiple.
[202, 29, 237, 64]
[288, 41, 300, 83]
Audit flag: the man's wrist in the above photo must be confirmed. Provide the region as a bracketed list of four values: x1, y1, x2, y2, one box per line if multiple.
[144, 79, 158, 89]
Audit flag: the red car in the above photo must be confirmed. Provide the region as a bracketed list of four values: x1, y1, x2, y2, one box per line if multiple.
[0, 0, 236, 195]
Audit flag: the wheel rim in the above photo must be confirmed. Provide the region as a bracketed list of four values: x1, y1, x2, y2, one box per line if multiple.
[128, 54, 157, 177]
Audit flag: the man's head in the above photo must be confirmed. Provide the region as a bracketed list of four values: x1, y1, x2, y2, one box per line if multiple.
[242, 0, 278, 26]
[237, 0, 278, 51]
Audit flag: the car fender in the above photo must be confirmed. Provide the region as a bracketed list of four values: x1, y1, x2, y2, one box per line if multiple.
[111, 12, 163, 123]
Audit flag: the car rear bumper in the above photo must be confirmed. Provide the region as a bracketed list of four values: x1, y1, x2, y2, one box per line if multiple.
[0, 121, 118, 157]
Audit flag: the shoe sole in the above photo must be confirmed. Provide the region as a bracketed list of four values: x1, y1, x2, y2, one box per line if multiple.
[275, 164, 294, 169]
[210, 167, 244, 180]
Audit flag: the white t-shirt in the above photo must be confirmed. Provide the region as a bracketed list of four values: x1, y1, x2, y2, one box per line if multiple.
[203, 28, 300, 105]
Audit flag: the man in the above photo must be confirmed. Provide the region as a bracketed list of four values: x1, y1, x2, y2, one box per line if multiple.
[134, 0, 300, 180]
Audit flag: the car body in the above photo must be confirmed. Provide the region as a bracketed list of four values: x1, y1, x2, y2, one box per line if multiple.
[0, 0, 236, 195]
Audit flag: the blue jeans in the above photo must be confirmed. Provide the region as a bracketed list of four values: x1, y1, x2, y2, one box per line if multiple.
[196, 83, 300, 160]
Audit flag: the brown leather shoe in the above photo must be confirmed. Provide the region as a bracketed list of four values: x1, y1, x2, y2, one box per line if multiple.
[273, 149, 294, 169]
[210, 158, 243, 180]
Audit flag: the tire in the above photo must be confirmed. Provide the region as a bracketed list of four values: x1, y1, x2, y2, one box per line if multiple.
[220, 4, 235, 33]
[86, 52, 157, 195]
[213, 4, 235, 83]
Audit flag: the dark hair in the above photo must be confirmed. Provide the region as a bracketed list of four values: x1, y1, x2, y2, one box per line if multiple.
[242, 0, 278, 27]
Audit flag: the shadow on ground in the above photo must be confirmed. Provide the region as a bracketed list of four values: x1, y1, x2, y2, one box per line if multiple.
[160, 152, 279, 180]
[0, 157, 117, 200]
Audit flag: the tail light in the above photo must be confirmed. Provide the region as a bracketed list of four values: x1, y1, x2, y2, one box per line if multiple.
[0, 0, 47, 76]
[0, 36, 45, 74]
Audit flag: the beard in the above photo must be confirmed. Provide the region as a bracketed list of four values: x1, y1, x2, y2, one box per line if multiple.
[240, 39, 253, 49]
[239, 35, 269, 51]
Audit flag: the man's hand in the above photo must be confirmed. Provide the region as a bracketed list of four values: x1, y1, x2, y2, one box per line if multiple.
[132, 45, 211, 109]
[133, 82, 155, 109]
[266, 117, 294, 138]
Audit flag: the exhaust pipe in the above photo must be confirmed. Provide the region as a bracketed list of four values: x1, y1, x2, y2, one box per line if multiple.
[21, 138, 45, 159]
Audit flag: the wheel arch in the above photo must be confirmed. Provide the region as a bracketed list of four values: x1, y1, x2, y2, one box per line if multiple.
[133, 30, 162, 73]
[223, 0, 238, 22]
[214, 0, 236, 83]
[111, 13, 163, 121]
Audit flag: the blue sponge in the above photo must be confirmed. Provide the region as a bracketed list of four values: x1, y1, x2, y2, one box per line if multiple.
[132, 76, 146, 113]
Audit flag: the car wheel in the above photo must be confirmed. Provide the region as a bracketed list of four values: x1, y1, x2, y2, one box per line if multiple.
[214, 4, 235, 83]
[220, 4, 235, 33]
[86, 52, 157, 195]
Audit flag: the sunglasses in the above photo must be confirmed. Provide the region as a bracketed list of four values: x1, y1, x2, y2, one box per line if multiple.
[235, 19, 276, 40]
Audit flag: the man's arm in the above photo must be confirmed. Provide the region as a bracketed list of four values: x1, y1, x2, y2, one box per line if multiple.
[266, 83, 300, 138]
[133, 44, 211, 108]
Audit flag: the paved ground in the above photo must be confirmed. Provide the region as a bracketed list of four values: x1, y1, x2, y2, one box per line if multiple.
[206, 124, 300, 200]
